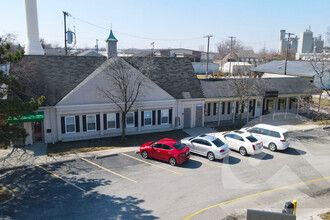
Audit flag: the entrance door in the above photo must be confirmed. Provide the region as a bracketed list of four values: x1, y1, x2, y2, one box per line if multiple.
[195, 106, 203, 127]
[184, 108, 191, 128]
[33, 121, 43, 142]
[266, 100, 274, 114]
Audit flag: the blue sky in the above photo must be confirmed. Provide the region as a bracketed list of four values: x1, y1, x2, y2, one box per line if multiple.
[1, 0, 329, 52]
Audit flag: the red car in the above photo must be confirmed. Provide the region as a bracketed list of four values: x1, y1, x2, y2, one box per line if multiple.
[140, 138, 190, 166]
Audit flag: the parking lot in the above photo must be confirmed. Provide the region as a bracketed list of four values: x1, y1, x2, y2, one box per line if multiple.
[1, 128, 330, 219]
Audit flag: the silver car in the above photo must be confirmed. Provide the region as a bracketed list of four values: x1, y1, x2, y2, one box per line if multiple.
[181, 134, 230, 161]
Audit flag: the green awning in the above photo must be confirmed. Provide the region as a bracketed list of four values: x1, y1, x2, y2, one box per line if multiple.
[8, 112, 44, 123]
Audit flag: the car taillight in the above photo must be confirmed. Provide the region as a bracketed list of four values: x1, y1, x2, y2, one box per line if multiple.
[280, 139, 286, 142]
[252, 144, 255, 150]
[220, 149, 225, 153]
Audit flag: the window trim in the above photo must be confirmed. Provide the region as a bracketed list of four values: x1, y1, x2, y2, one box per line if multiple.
[65, 116, 76, 134]
[86, 114, 97, 132]
[160, 109, 169, 125]
[144, 111, 152, 127]
[106, 113, 116, 130]
[126, 112, 135, 128]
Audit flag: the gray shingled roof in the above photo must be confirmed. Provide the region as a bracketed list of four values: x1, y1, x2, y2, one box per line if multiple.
[124, 57, 204, 99]
[13, 55, 106, 106]
[253, 60, 330, 77]
[201, 77, 321, 98]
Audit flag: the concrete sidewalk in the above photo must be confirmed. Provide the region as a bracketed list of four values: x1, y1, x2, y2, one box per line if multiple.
[0, 143, 139, 171]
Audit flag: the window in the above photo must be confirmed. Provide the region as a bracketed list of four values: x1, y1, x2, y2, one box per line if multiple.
[222, 102, 225, 114]
[246, 136, 258, 143]
[259, 128, 270, 136]
[204, 103, 210, 116]
[289, 98, 296, 109]
[213, 103, 218, 115]
[144, 111, 152, 126]
[173, 142, 186, 150]
[161, 110, 169, 124]
[232, 134, 244, 141]
[87, 115, 96, 131]
[153, 143, 162, 149]
[267, 100, 273, 111]
[201, 139, 212, 146]
[126, 112, 134, 128]
[212, 138, 225, 147]
[270, 131, 281, 138]
[65, 116, 76, 133]
[227, 102, 231, 114]
[278, 99, 286, 110]
[107, 113, 116, 130]
[162, 144, 173, 150]
[249, 127, 259, 134]
[191, 138, 203, 144]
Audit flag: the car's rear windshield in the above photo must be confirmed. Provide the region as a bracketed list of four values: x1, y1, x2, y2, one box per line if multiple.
[174, 142, 186, 150]
[212, 138, 225, 147]
[246, 136, 258, 143]
[283, 132, 289, 139]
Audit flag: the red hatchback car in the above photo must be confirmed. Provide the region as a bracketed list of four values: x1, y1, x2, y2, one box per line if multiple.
[140, 138, 190, 166]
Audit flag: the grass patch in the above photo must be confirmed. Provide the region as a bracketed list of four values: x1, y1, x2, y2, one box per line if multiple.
[320, 212, 330, 220]
[312, 96, 330, 110]
[313, 119, 330, 125]
[47, 130, 190, 156]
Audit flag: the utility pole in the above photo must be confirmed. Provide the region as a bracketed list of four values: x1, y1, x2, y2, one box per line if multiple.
[63, 11, 69, 55]
[228, 36, 236, 75]
[95, 39, 99, 55]
[204, 34, 213, 78]
[284, 32, 294, 75]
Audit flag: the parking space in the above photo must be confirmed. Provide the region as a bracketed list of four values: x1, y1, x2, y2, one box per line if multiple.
[1, 128, 330, 219]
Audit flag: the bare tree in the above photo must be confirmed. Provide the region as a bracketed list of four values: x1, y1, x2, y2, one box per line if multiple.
[229, 65, 260, 125]
[99, 57, 153, 139]
[216, 39, 251, 59]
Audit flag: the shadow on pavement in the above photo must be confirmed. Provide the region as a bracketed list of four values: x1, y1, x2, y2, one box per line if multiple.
[250, 152, 274, 160]
[280, 147, 306, 156]
[221, 156, 241, 165]
[178, 159, 202, 169]
[0, 165, 158, 220]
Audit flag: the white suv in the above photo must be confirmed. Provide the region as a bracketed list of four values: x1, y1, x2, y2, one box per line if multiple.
[241, 124, 290, 151]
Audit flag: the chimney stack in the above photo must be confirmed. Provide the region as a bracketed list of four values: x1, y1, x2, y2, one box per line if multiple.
[24, 0, 44, 55]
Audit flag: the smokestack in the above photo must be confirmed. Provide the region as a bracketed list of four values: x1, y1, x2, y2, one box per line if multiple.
[24, 0, 44, 55]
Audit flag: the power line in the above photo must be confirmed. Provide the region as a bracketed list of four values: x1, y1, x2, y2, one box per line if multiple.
[72, 15, 203, 42]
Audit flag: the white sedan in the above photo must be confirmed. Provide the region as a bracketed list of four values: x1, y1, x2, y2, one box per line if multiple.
[216, 131, 263, 156]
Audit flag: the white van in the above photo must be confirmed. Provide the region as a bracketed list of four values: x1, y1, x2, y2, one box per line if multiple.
[241, 124, 290, 151]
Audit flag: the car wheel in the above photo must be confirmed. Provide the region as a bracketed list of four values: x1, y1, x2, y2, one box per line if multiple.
[207, 152, 215, 161]
[269, 143, 277, 151]
[239, 147, 247, 156]
[141, 150, 148, 159]
[169, 157, 177, 166]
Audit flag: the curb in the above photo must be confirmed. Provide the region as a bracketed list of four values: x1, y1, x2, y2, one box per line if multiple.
[0, 186, 15, 206]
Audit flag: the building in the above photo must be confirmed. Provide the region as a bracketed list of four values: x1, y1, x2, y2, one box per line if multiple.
[297, 28, 324, 54]
[10, 54, 321, 146]
[279, 30, 298, 54]
[11, 0, 320, 145]
[253, 60, 330, 89]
